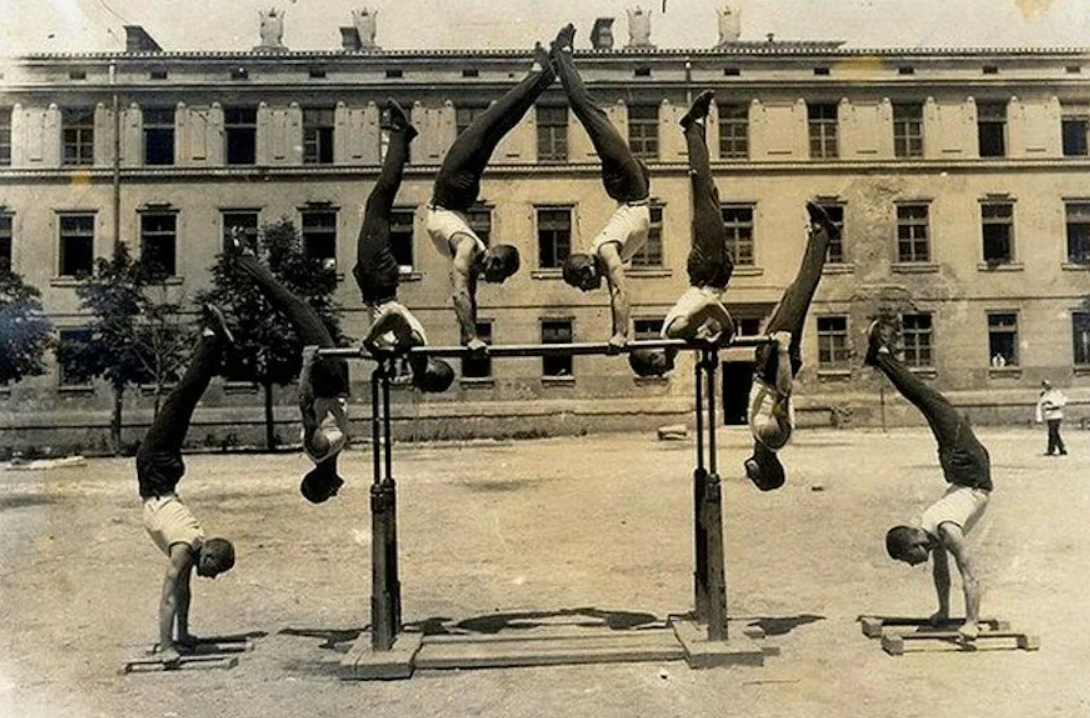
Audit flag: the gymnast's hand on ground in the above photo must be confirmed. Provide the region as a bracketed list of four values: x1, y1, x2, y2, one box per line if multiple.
[157, 644, 182, 667]
[927, 609, 949, 627]
[607, 333, 628, 354]
[957, 620, 979, 643]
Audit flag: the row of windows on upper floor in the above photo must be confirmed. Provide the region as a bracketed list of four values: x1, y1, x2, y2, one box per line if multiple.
[43, 309, 1090, 389]
[5, 196, 1090, 281]
[4, 98, 1090, 168]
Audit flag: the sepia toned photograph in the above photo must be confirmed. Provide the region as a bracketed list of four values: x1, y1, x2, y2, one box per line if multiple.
[1, 0, 1088, 715]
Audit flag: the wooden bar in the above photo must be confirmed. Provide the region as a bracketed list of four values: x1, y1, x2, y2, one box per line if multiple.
[318, 336, 774, 359]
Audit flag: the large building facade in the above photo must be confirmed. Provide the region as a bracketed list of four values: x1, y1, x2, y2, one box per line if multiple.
[2, 19, 1090, 450]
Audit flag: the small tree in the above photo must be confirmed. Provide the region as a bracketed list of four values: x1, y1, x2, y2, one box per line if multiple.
[0, 262, 54, 385]
[57, 244, 192, 454]
[197, 219, 344, 450]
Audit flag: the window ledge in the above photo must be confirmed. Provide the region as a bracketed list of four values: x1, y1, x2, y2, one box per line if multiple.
[398, 271, 423, 282]
[891, 262, 940, 274]
[459, 377, 495, 387]
[731, 266, 764, 277]
[50, 277, 86, 287]
[1061, 262, 1090, 271]
[976, 261, 1024, 272]
[1073, 365, 1090, 376]
[816, 368, 851, 379]
[822, 263, 855, 275]
[628, 268, 672, 278]
[988, 366, 1022, 378]
[531, 269, 563, 280]
[223, 381, 259, 395]
[634, 376, 669, 387]
[139, 383, 177, 395]
[58, 384, 94, 394]
[908, 366, 938, 378]
[542, 375, 576, 385]
[146, 276, 185, 286]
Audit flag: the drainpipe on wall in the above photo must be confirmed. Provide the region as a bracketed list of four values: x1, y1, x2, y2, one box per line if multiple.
[110, 61, 121, 251]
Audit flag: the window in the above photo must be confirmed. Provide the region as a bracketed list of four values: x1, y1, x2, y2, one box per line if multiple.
[230, 67, 249, 81]
[58, 214, 94, 277]
[634, 67, 652, 78]
[0, 213, 11, 267]
[58, 329, 93, 387]
[813, 67, 831, 76]
[143, 108, 175, 166]
[981, 202, 1014, 263]
[389, 208, 415, 272]
[723, 67, 741, 77]
[818, 203, 845, 264]
[893, 103, 923, 158]
[816, 316, 850, 369]
[301, 210, 338, 271]
[627, 104, 659, 161]
[303, 108, 335, 165]
[62, 108, 95, 166]
[631, 204, 663, 267]
[737, 318, 761, 337]
[896, 204, 930, 263]
[634, 318, 663, 341]
[541, 320, 573, 377]
[536, 105, 568, 163]
[982, 65, 999, 75]
[149, 69, 168, 80]
[537, 207, 571, 269]
[1065, 202, 1090, 263]
[456, 105, 487, 136]
[721, 204, 754, 266]
[461, 321, 493, 378]
[224, 107, 257, 165]
[977, 103, 1007, 158]
[1062, 108, 1089, 157]
[221, 210, 259, 251]
[808, 103, 838, 159]
[385, 68, 403, 79]
[898, 66, 916, 75]
[308, 67, 327, 79]
[0, 107, 11, 166]
[1073, 312, 1090, 366]
[466, 205, 492, 246]
[718, 103, 748, 160]
[987, 312, 1018, 367]
[140, 213, 177, 277]
[901, 313, 933, 367]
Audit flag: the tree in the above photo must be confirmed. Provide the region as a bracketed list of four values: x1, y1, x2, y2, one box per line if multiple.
[0, 262, 53, 386]
[197, 218, 344, 450]
[57, 244, 192, 454]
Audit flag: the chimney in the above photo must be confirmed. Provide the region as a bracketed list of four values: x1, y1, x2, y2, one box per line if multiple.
[124, 26, 162, 53]
[591, 18, 615, 50]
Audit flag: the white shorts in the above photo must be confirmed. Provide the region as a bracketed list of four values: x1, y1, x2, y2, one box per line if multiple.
[368, 301, 428, 349]
[426, 206, 486, 259]
[591, 203, 651, 263]
[661, 286, 724, 338]
[920, 485, 990, 538]
[143, 494, 204, 556]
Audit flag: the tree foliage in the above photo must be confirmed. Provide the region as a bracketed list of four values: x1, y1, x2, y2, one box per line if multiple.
[196, 218, 344, 449]
[0, 262, 54, 385]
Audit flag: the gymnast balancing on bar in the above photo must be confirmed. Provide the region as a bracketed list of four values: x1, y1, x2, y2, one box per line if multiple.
[554, 23, 652, 354]
[352, 98, 454, 393]
[629, 89, 736, 379]
[426, 42, 556, 354]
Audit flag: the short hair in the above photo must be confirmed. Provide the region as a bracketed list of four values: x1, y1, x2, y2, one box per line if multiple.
[628, 349, 671, 378]
[488, 244, 520, 278]
[202, 538, 236, 574]
[414, 358, 455, 393]
[750, 443, 785, 491]
[885, 525, 919, 560]
[562, 254, 596, 287]
[300, 464, 343, 504]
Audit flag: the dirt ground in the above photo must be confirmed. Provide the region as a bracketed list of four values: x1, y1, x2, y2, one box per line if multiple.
[1, 426, 1088, 718]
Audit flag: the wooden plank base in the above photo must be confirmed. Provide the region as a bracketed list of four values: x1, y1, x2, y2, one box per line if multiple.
[670, 619, 769, 669]
[858, 615, 1010, 638]
[339, 632, 424, 681]
[881, 630, 1040, 656]
[121, 654, 238, 674]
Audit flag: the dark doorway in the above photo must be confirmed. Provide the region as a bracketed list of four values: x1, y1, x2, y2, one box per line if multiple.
[721, 361, 753, 426]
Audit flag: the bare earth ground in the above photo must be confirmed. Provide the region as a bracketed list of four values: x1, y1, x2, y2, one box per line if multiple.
[1, 426, 1089, 718]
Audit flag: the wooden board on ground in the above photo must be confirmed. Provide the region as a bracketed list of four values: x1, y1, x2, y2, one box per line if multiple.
[880, 630, 1040, 656]
[145, 639, 254, 656]
[858, 615, 1010, 638]
[121, 653, 239, 674]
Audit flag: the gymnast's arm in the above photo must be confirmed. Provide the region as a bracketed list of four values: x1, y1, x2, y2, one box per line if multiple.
[450, 236, 484, 351]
